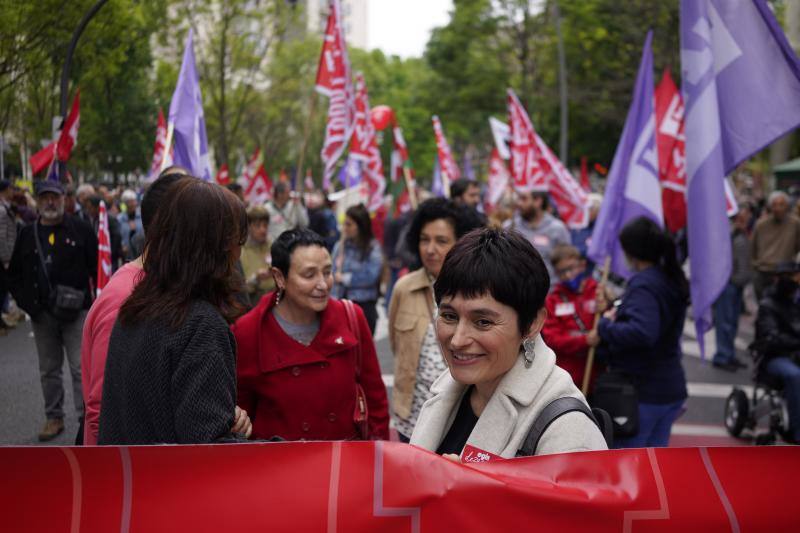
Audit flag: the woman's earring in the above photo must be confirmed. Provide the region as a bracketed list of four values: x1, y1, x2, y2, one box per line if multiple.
[275, 288, 283, 306]
[522, 337, 536, 368]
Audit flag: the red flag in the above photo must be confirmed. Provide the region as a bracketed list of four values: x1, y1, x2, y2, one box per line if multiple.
[315, 0, 356, 187]
[655, 69, 687, 233]
[29, 142, 56, 175]
[580, 156, 590, 191]
[391, 125, 414, 216]
[56, 89, 80, 162]
[240, 148, 262, 189]
[350, 73, 385, 211]
[149, 108, 169, 179]
[507, 89, 547, 192]
[279, 169, 290, 183]
[215, 164, 230, 186]
[245, 165, 273, 205]
[431, 115, 460, 197]
[486, 148, 511, 213]
[96, 201, 112, 297]
[534, 132, 589, 228]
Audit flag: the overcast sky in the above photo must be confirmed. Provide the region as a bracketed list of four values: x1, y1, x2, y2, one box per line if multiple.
[367, 0, 453, 58]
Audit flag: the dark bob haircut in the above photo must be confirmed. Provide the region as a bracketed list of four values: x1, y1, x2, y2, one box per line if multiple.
[271, 227, 327, 276]
[406, 198, 485, 263]
[434, 227, 550, 335]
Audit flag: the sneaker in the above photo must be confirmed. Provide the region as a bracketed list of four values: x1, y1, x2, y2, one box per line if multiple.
[38, 418, 65, 441]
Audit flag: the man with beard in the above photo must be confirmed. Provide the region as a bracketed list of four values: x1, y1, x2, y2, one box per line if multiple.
[7, 180, 97, 441]
[504, 190, 570, 287]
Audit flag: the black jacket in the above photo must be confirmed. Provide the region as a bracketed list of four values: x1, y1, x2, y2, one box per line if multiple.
[7, 215, 97, 318]
[754, 285, 800, 361]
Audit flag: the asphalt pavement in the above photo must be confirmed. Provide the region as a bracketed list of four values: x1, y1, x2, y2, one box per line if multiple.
[0, 296, 767, 447]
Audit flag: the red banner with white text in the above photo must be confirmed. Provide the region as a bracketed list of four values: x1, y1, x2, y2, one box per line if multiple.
[0, 443, 796, 532]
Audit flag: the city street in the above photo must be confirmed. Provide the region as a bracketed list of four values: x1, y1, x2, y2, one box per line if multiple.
[0, 297, 760, 448]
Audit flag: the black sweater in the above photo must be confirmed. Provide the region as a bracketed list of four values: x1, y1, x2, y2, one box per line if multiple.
[98, 300, 237, 445]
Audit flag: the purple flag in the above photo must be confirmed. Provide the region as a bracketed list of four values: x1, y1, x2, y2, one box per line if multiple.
[588, 31, 662, 277]
[168, 29, 211, 181]
[337, 154, 362, 188]
[431, 156, 445, 198]
[681, 0, 800, 353]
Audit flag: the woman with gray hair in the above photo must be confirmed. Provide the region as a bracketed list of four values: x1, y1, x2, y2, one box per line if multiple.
[410, 227, 607, 458]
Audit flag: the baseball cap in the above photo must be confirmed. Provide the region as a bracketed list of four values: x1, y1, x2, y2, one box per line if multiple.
[35, 180, 65, 196]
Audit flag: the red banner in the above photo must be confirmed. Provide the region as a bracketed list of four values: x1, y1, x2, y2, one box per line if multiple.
[96, 201, 112, 297]
[315, 0, 356, 187]
[215, 163, 230, 186]
[350, 73, 385, 212]
[0, 443, 795, 531]
[654, 69, 687, 233]
[507, 88, 547, 192]
[245, 164, 273, 205]
[57, 89, 80, 162]
[29, 142, 56, 175]
[431, 115, 460, 196]
[486, 148, 510, 211]
[149, 108, 169, 180]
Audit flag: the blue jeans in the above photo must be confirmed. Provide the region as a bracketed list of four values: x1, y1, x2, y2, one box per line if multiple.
[712, 282, 743, 365]
[765, 357, 800, 442]
[614, 400, 684, 448]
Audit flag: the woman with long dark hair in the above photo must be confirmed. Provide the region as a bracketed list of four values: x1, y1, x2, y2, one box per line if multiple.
[592, 216, 689, 448]
[331, 203, 383, 334]
[98, 178, 249, 445]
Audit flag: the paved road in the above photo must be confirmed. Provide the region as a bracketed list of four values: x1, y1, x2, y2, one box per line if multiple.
[0, 298, 768, 447]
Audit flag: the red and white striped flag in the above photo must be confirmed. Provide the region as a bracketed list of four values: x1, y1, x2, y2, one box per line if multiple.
[315, 0, 356, 187]
[245, 164, 273, 205]
[149, 108, 170, 180]
[534, 133, 589, 228]
[57, 89, 80, 162]
[239, 148, 262, 190]
[431, 115, 459, 197]
[215, 163, 230, 186]
[391, 125, 414, 215]
[507, 89, 547, 192]
[486, 148, 510, 212]
[655, 69, 688, 233]
[96, 201, 112, 297]
[350, 73, 385, 211]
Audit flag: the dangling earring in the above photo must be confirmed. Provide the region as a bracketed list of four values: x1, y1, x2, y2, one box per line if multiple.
[275, 287, 283, 306]
[522, 337, 536, 368]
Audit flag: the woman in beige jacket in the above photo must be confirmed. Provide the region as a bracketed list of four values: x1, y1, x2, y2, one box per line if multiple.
[410, 228, 607, 458]
[388, 199, 484, 441]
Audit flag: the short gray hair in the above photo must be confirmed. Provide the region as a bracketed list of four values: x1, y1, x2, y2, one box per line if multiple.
[768, 190, 790, 206]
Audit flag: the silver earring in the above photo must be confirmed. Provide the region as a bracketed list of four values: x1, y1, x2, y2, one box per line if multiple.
[522, 337, 536, 368]
[275, 288, 283, 306]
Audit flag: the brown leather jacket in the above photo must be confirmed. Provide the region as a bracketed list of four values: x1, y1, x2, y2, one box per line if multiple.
[388, 268, 435, 419]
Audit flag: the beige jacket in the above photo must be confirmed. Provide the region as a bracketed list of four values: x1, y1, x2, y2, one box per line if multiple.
[388, 268, 435, 419]
[410, 335, 608, 458]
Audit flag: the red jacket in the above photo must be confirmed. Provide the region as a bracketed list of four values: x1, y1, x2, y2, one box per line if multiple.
[233, 291, 390, 441]
[541, 277, 603, 391]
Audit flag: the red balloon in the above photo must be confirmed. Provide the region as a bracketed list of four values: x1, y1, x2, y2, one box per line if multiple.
[370, 105, 395, 131]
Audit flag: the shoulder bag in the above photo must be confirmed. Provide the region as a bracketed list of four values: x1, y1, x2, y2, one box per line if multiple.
[343, 299, 369, 440]
[33, 220, 86, 321]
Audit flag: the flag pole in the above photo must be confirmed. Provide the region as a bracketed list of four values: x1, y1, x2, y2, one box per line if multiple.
[403, 166, 418, 210]
[160, 122, 174, 172]
[581, 256, 611, 396]
[295, 90, 319, 193]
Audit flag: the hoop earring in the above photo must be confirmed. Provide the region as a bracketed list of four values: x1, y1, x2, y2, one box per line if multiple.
[522, 337, 536, 369]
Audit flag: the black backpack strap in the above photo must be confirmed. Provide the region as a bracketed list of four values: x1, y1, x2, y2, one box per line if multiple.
[517, 397, 599, 457]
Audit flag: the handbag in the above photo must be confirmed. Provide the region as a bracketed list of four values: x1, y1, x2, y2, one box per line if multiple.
[33, 221, 86, 321]
[342, 299, 369, 440]
[590, 370, 638, 438]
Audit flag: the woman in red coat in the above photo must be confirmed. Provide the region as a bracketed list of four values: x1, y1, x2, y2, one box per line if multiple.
[233, 228, 390, 441]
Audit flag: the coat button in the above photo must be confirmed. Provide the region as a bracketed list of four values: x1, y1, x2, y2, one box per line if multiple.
[291, 366, 301, 376]
[328, 413, 337, 422]
[301, 422, 310, 432]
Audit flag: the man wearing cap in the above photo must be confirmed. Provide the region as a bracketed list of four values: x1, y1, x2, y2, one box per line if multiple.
[7, 180, 97, 441]
[754, 261, 800, 444]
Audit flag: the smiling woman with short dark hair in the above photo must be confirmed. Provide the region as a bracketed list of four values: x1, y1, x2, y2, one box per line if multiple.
[410, 227, 607, 458]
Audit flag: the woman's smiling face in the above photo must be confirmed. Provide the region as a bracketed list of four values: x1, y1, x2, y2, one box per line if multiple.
[435, 292, 525, 389]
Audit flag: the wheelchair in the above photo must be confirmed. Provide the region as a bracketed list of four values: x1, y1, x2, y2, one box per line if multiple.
[724, 350, 792, 445]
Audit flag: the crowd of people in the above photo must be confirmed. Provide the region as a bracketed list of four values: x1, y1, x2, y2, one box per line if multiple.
[1, 169, 800, 455]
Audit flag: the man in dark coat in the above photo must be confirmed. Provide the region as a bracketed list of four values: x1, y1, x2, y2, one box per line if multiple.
[7, 180, 97, 441]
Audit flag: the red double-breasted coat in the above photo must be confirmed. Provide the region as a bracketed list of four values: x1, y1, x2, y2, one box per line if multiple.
[541, 277, 604, 391]
[233, 291, 390, 441]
